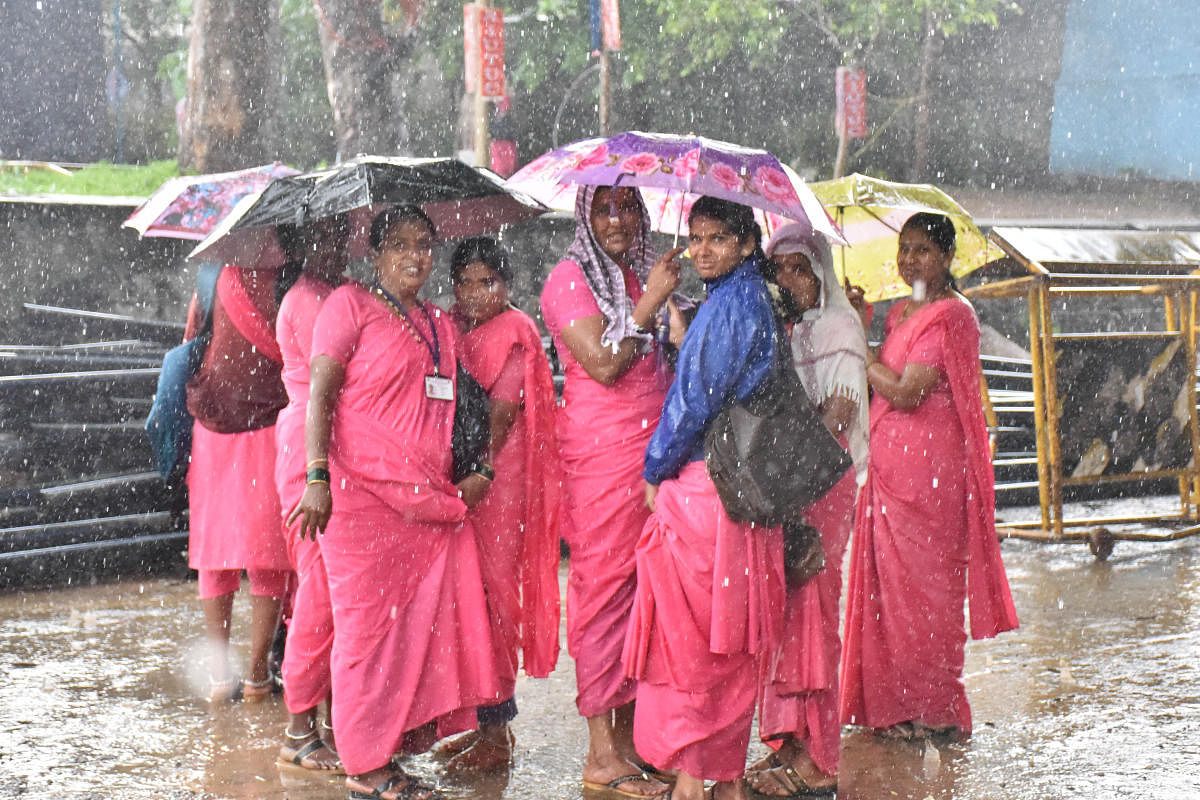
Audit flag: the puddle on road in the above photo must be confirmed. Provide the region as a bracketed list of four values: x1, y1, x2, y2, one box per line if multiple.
[1, 528, 1198, 799]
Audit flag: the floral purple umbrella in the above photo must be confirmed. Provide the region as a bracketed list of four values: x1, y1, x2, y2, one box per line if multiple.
[507, 132, 841, 241]
[123, 162, 299, 240]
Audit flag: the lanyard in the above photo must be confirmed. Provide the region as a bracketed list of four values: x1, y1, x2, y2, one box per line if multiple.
[372, 284, 443, 375]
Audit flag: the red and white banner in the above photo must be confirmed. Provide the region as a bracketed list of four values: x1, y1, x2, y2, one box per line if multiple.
[835, 67, 867, 139]
[601, 0, 621, 51]
[463, 4, 505, 99]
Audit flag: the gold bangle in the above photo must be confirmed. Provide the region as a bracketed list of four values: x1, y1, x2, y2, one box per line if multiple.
[307, 458, 329, 468]
[306, 479, 330, 486]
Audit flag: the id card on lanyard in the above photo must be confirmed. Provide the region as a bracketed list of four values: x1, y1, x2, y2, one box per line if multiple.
[373, 285, 455, 402]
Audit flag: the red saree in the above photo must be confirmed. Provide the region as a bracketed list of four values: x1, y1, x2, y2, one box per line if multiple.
[453, 305, 563, 689]
[839, 296, 1018, 733]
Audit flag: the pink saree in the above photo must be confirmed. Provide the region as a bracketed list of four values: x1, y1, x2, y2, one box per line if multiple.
[623, 462, 785, 781]
[839, 297, 1018, 733]
[311, 284, 502, 775]
[541, 259, 668, 717]
[274, 274, 339, 714]
[453, 305, 563, 693]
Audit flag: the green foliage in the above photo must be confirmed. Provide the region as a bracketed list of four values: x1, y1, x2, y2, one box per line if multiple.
[0, 160, 182, 198]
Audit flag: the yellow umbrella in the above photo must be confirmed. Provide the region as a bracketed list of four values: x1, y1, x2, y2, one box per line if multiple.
[808, 173, 1001, 302]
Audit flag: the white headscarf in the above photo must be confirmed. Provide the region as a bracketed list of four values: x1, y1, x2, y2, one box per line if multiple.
[766, 224, 870, 486]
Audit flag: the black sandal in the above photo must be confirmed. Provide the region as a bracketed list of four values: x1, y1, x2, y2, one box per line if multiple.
[348, 772, 439, 800]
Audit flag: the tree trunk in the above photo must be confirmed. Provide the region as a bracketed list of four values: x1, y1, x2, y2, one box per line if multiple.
[178, 0, 277, 172]
[908, 10, 938, 182]
[313, 0, 414, 160]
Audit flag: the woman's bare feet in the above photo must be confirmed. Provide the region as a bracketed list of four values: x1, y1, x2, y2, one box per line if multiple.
[744, 738, 837, 797]
[583, 708, 669, 798]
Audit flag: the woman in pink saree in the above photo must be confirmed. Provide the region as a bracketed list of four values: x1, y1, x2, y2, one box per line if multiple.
[626, 197, 786, 800]
[272, 217, 349, 772]
[289, 206, 501, 800]
[746, 224, 869, 797]
[435, 236, 562, 772]
[840, 212, 1019, 740]
[539, 185, 683, 797]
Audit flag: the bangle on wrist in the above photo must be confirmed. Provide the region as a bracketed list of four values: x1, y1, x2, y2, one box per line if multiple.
[307, 458, 328, 469]
[470, 462, 495, 481]
[306, 466, 331, 484]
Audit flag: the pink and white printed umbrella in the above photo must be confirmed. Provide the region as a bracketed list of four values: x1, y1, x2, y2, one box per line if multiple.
[124, 162, 299, 240]
[506, 132, 842, 242]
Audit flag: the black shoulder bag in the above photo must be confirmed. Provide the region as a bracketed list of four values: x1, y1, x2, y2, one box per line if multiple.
[703, 323, 852, 528]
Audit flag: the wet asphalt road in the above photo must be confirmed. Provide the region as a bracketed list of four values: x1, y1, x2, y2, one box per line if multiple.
[1, 501, 1199, 800]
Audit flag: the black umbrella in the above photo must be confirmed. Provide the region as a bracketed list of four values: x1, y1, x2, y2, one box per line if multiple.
[190, 156, 547, 265]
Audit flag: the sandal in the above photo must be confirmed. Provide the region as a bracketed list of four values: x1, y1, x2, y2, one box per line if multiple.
[278, 729, 344, 774]
[242, 677, 274, 704]
[583, 773, 671, 799]
[746, 755, 837, 799]
[347, 772, 439, 800]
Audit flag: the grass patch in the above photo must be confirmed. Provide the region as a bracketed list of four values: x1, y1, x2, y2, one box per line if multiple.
[0, 160, 182, 198]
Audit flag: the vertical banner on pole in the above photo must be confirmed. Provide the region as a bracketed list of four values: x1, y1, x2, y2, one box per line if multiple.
[589, 0, 602, 54]
[600, 0, 621, 51]
[464, 4, 505, 99]
[478, 6, 505, 100]
[835, 67, 868, 139]
[463, 3, 480, 93]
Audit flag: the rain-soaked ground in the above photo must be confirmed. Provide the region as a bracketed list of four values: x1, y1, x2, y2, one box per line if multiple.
[2, 496, 1199, 800]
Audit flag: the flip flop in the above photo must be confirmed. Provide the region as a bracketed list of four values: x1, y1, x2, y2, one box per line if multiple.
[277, 736, 345, 774]
[583, 773, 671, 799]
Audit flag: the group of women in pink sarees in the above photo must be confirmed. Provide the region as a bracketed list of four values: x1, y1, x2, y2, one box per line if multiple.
[182, 180, 1018, 800]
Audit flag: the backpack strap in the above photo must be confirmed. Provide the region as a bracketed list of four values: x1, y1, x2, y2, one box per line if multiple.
[195, 261, 222, 337]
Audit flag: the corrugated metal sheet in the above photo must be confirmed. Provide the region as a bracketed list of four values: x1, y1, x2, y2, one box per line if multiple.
[992, 227, 1200, 266]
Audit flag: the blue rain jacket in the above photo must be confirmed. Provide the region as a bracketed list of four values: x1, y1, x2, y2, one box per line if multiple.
[643, 257, 778, 485]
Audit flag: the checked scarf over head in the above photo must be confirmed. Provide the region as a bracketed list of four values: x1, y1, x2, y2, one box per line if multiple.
[566, 185, 657, 349]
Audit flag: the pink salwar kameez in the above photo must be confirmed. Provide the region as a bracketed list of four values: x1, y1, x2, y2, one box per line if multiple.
[274, 274, 339, 713]
[541, 259, 667, 718]
[311, 283, 502, 776]
[453, 305, 563, 694]
[839, 296, 1019, 734]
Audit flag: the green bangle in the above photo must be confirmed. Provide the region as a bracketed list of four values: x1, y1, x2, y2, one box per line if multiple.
[470, 462, 495, 481]
[306, 466, 331, 484]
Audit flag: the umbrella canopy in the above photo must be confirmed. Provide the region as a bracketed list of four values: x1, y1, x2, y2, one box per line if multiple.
[810, 173, 1001, 302]
[506, 133, 841, 242]
[190, 156, 548, 266]
[123, 162, 299, 240]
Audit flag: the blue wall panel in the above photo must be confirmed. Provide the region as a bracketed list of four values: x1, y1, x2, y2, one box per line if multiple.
[1049, 0, 1200, 181]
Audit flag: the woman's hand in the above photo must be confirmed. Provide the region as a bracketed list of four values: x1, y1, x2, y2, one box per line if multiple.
[287, 482, 333, 540]
[644, 246, 686, 304]
[456, 473, 492, 509]
[666, 297, 689, 348]
[844, 280, 872, 329]
[643, 481, 660, 512]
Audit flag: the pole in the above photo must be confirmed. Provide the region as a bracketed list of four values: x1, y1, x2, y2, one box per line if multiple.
[112, 0, 125, 163]
[473, 0, 491, 167]
[598, 46, 610, 136]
